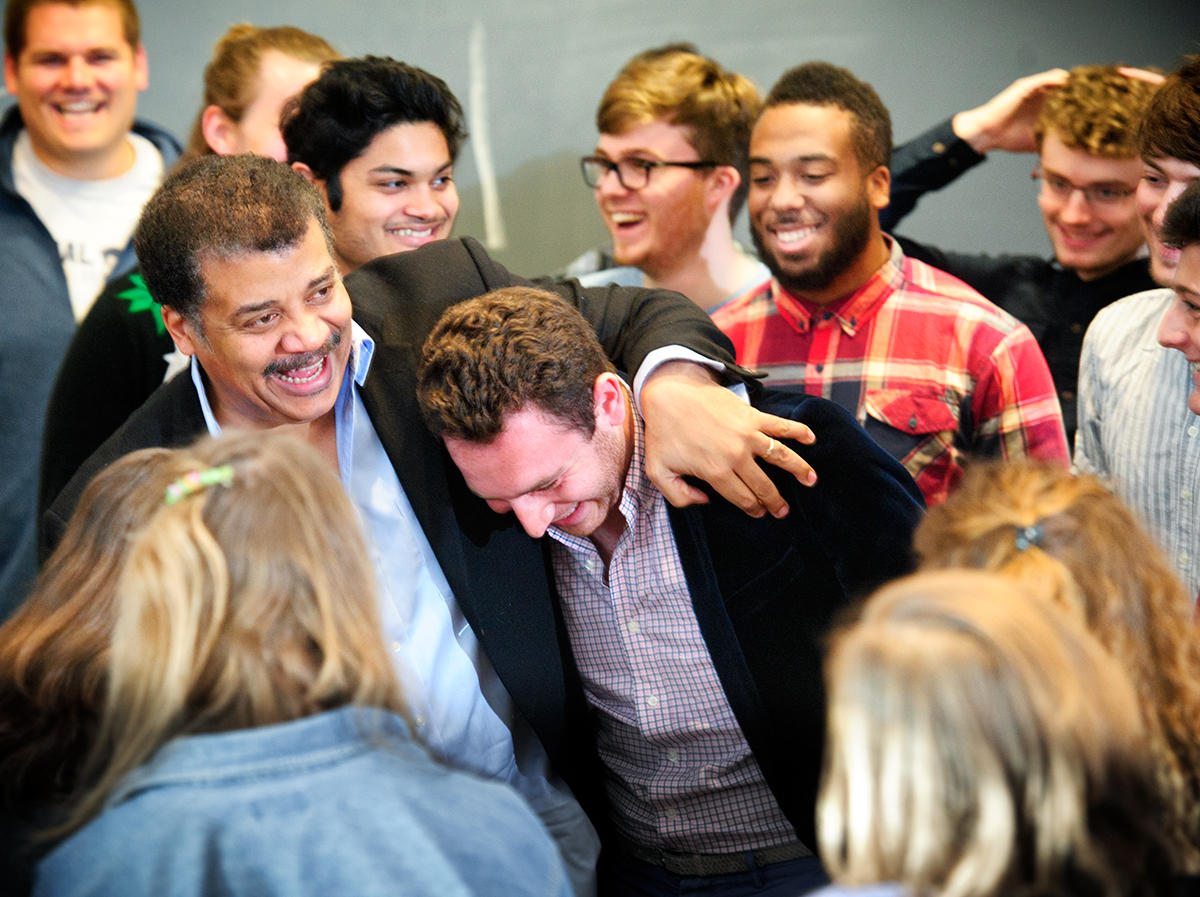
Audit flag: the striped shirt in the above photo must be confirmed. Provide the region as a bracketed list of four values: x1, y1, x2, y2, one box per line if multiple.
[712, 238, 1069, 504]
[1075, 289, 1200, 600]
[547, 406, 796, 853]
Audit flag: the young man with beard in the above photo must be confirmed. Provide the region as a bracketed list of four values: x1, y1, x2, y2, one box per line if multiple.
[713, 62, 1069, 505]
[416, 286, 923, 896]
[44, 155, 824, 896]
[0, 0, 179, 619]
[566, 44, 770, 312]
[881, 65, 1159, 448]
[1075, 57, 1200, 601]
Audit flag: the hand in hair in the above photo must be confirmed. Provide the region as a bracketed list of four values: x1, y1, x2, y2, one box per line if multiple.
[952, 68, 1070, 154]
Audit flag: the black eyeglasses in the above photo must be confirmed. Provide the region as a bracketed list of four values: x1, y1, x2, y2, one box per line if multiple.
[580, 156, 718, 190]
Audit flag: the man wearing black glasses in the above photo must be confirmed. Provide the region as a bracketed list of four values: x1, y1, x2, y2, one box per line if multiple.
[565, 44, 771, 313]
[880, 65, 1159, 448]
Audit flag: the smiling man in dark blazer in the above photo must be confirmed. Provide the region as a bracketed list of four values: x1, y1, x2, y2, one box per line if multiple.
[416, 285, 924, 895]
[42, 153, 830, 894]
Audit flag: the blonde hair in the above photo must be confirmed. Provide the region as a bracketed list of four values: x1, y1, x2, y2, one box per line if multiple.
[820, 569, 1169, 897]
[0, 449, 171, 811]
[1035, 65, 1160, 159]
[60, 431, 405, 835]
[182, 24, 340, 162]
[915, 461, 1200, 871]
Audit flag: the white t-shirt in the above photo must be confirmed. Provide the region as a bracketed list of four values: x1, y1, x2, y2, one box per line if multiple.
[13, 130, 164, 320]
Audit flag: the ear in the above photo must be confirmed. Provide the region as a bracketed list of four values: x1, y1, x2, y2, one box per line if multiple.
[704, 165, 741, 216]
[3, 52, 18, 95]
[201, 105, 238, 155]
[867, 164, 891, 210]
[292, 161, 331, 204]
[593, 372, 628, 429]
[133, 43, 148, 92]
[160, 305, 201, 357]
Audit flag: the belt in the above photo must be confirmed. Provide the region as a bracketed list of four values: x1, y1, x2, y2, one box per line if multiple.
[618, 836, 813, 877]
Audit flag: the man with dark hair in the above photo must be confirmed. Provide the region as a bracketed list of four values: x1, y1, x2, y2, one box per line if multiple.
[880, 65, 1159, 446]
[1076, 57, 1200, 599]
[45, 154, 823, 896]
[0, 0, 179, 618]
[416, 285, 923, 895]
[713, 61, 1069, 505]
[566, 44, 770, 311]
[284, 56, 465, 272]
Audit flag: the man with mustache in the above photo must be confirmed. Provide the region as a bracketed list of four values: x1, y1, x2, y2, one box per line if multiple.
[712, 62, 1069, 505]
[1075, 58, 1200, 600]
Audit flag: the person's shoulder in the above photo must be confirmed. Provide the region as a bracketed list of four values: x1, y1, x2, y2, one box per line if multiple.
[1086, 287, 1173, 351]
[896, 255, 1030, 331]
[130, 118, 183, 165]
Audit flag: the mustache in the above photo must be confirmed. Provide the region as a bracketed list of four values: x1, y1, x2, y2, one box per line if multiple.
[263, 329, 343, 377]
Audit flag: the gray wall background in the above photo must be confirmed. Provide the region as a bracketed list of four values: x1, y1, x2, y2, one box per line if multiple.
[6, 0, 1196, 278]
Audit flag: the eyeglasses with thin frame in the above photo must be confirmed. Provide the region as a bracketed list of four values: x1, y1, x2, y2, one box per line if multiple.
[1032, 167, 1137, 207]
[580, 155, 718, 191]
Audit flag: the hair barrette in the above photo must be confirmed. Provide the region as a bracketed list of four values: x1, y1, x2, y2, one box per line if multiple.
[164, 465, 235, 505]
[1013, 522, 1046, 552]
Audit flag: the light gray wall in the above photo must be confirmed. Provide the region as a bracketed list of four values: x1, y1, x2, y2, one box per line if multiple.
[6, 0, 1195, 277]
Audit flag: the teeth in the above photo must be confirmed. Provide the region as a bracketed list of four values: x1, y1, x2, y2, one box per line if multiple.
[774, 224, 819, 245]
[555, 503, 579, 524]
[609, 212, 643, 225]
[1191, 362, 1200, 373]
[276, 358, 324, 384]
[57, 100, 101, 114]
[388, 226, 434, 238]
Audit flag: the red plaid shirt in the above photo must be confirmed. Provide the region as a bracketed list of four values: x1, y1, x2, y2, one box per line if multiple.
[713, 239, 1068, 504]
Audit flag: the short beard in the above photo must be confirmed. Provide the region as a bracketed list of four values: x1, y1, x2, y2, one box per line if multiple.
[753, 194, 873, 296]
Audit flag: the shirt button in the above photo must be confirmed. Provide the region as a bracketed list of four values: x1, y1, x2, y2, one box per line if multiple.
[646, 694, 659, 708]
[665, 808, 679, 819]
[414, 716, 426, 728]
[1190, 426, 1199, 438]
[584, 558, 598, 572]
[1071, 322, 1083, 334]
[666, 749, 680, 762]
[932, 141, 946, 154]
[1182, 552, 1192, 564]
[909, 416, 918, 430]
[627, 620, 641, 634]
[816, 364, 824, 373]
[822, 312, 833, 321]
[1184, 488, 1193, 500]
[390, 641, 402, 652]
[1061, 390, 1075, 401]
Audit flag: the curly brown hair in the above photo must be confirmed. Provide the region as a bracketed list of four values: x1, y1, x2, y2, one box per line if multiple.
[914, 461, 1200, 872]
[1035, 65, 1160, 159]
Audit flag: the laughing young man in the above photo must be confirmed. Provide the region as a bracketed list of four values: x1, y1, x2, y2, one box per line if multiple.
[881, 65, 1159, 447]
[0, 0, 178, 618]
[1075, 58, 1200, 600]
[566, 44, 770, 312]
[713, 62, 1068, 505]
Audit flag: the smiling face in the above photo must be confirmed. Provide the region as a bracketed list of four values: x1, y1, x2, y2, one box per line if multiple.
[1036, 131, 1145, 281]
[748, 102, 890, 305]
[593, 117, 718, 280]
[160, 218, 352, 431]
[3, 1, 147, 179]
[1139, 155, 1200, 286]
[314, 120, 458, 272]
[1156, 244, 1200, 415]
[443, 384, 630, 542]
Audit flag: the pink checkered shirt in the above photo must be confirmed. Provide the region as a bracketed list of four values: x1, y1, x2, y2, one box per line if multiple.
[547, 404, 796, 853]
[712, 238, 1069, 504]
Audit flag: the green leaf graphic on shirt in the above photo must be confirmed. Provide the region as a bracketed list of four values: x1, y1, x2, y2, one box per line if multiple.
[116, 273, 166, 335]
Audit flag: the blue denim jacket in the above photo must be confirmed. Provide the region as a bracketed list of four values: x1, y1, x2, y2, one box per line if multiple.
[33, 707, 572, 897]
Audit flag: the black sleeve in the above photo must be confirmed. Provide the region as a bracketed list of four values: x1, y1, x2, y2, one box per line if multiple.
[882, 118, 987, 232]
[39, 270, 174, 519]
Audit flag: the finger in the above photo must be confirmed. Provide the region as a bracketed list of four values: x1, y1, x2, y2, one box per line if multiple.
[654, 473, 713, 510]
[757, 414, 816, 446]
[734, 458, 789, 518]
[1118, 66, 1166, 85]
[758, 439, 817, 490]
